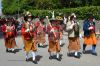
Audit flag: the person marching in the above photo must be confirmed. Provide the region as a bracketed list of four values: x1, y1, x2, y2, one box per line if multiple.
[21, 12, 38, 64]
[2, 18, 17, 53]
[56, 16, 64, 47]
[83, 14, 97, 56]
[36, 18, 46, 48]
[47, 18, 62, 61]
[66, 13, 81, 58]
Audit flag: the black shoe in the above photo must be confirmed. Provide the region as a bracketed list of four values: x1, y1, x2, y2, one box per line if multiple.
[41, 45, 45, 48]
[38, 44, 42, 47]
[82, 50, 86, 54]
[11, 50, 16, 54]
[6, 49, 9, 52]
[67, 52, 74, 57]
[42, 45, 47, 48]
[26, 58, 29, 62]
[33, 60, 38, 64]
[74, 52, 81, 59]
[60, 43, 65, 47]
[6, 49, 12, 53]
[49, 56, 53, 60]
[92, 52, 97, 56]
[56, 57, 61, 61]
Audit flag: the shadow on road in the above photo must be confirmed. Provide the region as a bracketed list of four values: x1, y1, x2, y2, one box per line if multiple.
[8, 55, 42, 62]
[22, 55, 43, 62]
[83, 50, 92, 54]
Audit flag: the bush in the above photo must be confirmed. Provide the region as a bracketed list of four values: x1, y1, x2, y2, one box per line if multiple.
[28, 6, 100, 20]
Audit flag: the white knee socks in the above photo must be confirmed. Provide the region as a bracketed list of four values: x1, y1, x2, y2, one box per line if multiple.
[11, 48, 14, 51]
[26, 52, 29, 59]
[75, 52, 78, 56]
[32, 52, 36, 61]
[60, 40, 62, 45]
[56, 53, 60, 58]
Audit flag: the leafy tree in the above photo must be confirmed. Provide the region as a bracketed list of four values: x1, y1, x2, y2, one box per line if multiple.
[2, 0, 100, 15]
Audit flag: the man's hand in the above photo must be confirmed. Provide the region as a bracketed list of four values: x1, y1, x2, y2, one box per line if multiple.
[88, 26, 93, 30]
[69, 23, 75, 29]
[50, 28, 54, 32]
[25, 29, 30, 32]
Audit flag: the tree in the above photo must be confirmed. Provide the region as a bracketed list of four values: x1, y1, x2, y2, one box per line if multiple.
[33, 0, 62, 9]
[2, 0, 100, 15]
[92, 0, 100, 6]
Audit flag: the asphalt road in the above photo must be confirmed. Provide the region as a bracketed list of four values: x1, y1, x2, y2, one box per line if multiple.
[0, 32, 100, 66]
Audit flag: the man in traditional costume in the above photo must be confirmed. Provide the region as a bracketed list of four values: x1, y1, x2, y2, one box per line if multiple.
[36, 18, 46, 48]
[2, 18, 17, 53]
[56, 16, 64, 46]
[47, 19, 62, 61]
[66, 13, 81, 58]
[21, 12, 38, 64]
[83, 14, 97, 56]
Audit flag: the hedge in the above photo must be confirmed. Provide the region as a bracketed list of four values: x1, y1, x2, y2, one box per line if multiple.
[28, 6, 100, 20]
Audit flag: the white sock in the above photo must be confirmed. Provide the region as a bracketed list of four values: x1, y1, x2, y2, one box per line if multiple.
[79, 34, 82, 39]
[60, 40, 62, 45]
[75, 52, 78, 56]
[11, 48, 14, 51]
[39, 43, 43, 46]
[56, 53, 59, 58]
[26, 52, 29, 59]
[32, 52, 36, 61]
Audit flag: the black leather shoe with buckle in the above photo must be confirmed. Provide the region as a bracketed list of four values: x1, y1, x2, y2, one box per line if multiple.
[33, 60, 38, 64]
